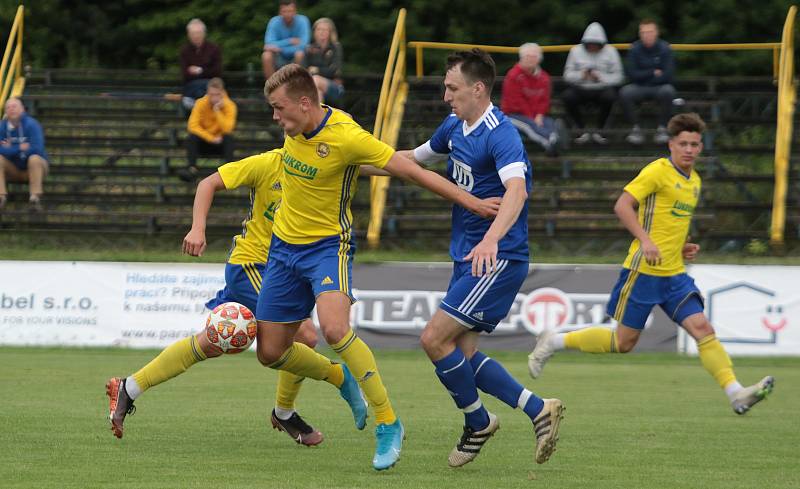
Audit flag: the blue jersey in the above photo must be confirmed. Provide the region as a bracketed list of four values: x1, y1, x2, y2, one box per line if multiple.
[422, 105, 532, 262]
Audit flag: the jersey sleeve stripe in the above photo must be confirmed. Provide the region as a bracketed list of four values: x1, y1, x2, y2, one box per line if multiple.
[498, 162, 527, 184]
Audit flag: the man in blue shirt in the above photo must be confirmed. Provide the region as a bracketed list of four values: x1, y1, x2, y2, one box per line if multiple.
[0, 97, 49, 211]
[261, 0, 310, 79]
[621, 19, 677, 145]
[398, 49, 565, 468]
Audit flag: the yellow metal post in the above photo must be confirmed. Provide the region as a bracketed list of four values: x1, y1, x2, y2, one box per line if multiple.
[367, 9, 408, 248]
[0, 5, 24, 117]
[770, 6, 797, 246]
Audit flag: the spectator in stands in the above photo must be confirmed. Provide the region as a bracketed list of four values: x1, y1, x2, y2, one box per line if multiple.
[179, 18, 222, 111]
[304, 18, 344, 105]
[0, 97, 48, 211]
[501, 42, 562, 156]
[562, 22, 623, 144]
[620, 19, 676, 145]
[262, 1, 310, 79]
[180, 78, 237, 182]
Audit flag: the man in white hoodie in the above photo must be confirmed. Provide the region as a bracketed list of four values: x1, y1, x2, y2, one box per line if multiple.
[562, 22, 623, 144]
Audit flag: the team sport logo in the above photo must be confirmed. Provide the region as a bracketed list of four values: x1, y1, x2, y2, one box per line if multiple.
[452, 159, 474, 192]
[706, 281, 789, 345]
[520, 287, 574, 335]
[316, 142, 330, 158]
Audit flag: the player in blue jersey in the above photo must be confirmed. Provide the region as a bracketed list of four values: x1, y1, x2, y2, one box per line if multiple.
[398, 49, 564, 467]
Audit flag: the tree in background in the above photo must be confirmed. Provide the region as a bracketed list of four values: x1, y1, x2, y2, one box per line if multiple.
[0, 0, 792, 75]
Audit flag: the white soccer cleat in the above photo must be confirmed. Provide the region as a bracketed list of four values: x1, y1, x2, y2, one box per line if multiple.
[528, 329, 557, 379]
[731, 376, 774, 415]
[448, 412, 499, 467]
[533, 398, 565, 464]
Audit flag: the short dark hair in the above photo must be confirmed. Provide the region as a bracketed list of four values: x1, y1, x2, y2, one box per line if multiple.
[667, 113, 706, 137]
[264, 63, 319, 104]
[446, 48, 496, 94]
[639, 18, 658, 27]
[279, 0, 296, 7]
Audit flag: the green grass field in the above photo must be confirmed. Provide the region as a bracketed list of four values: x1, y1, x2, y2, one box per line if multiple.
[0, 347, 797, 489]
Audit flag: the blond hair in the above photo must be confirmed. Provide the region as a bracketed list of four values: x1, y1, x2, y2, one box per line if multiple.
[207, 77, 225, 90]
[264, 64, 319, 104]
[313, 17, 338, 44]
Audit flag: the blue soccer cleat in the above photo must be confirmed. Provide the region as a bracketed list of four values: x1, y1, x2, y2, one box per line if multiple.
[338, 364, 368, 430]
[373, 419, 404, 470]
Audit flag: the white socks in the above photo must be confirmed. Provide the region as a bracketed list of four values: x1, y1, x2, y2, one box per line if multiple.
[274, 406, 296, 420]
[125, 376, 143, 400]
[724, 381, 744, 401]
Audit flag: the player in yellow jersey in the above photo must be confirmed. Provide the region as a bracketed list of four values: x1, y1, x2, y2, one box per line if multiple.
[254, 64, 501, 471]
[105, 149, 363, 444]
[527, 113, 774, 414]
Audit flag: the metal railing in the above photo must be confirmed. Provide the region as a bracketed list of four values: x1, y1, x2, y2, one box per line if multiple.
[367, 8, 408, 248]
[0, 5, 25, 116]
[408, 41, 783, 80]
[405, 7, 797, 246]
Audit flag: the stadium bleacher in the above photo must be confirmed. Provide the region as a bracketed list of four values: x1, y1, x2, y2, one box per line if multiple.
[0, 68, 796, 252]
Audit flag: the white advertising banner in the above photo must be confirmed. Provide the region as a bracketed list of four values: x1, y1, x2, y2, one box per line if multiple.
[0, 261, 224, 348]
[679, 265, 800, 356]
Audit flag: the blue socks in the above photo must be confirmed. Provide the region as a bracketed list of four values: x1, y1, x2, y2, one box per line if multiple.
[433, 348, 490, 430]
[470, 351, 544, 419]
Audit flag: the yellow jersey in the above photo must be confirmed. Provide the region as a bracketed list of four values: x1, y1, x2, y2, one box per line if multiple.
[622, 157, 701, 276]
[274, 106, 395, 244]
[217, 150, 283, 265]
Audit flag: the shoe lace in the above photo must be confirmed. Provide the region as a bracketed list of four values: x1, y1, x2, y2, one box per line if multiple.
[126, 402, 136, 416]
[288, 413, 313, 434]
[457, 426, 475, 449]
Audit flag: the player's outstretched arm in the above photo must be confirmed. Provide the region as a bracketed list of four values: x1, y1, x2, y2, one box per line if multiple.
[464, 177, 528, 276]
[182, 172, 226, 257]
[383, 152, 500, 219]
[360, 165, 391, 177]
[614, 191, 661, 266]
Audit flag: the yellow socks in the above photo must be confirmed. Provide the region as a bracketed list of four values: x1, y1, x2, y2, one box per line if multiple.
[697, 334, 737, 389]
[132, 336, 206, 392]
[331, 329, 396, 425]
[268, 342, 341, 385]
[564, 327, 618, 353]
[275, 371, 306, 410]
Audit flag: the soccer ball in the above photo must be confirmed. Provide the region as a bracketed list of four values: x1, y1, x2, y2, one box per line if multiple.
[205, 302, 257, 354]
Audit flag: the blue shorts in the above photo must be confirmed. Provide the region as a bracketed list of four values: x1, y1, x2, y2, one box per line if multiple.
[205, 262, 265, 312]
[5, 153, 46, 171]
[256, 235, 355, 323]
[440, 259, 529, 333]
[607, 268, 704, 330]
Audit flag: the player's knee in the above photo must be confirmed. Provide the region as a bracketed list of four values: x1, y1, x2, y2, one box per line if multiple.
[319, 321, 348, 346]
[616, 340, 636, 353]
[695, 319, 715, 338]
[195, 333, 223, 358]
[295, 321, 318, 348]
[256, 342, 285, 367]
[419, 327, 442, 356]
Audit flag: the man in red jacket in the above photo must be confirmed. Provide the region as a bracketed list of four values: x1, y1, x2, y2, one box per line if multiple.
[501, 43, 562, 156]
